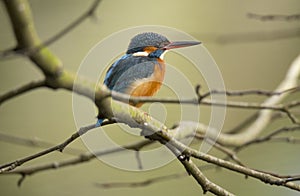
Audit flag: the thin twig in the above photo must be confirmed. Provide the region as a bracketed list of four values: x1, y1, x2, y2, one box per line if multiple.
[0, 132, 83, 155]
[195, 134, 245, 166]
[96, 165, 215, 189]
[0, 123, 97, 173]
[227, 109, 300, 134]
[270, 136, 300, 144]
[96, 172, 187, 188]
[0, 79, 46, 106]
[1, 0, 103, 58]
[36, 0, 103, 51]
[0, 47, 18, 59]
[216, 27, 300, 44]
[235, 126, 300, 151]
[247, 13, 300, 21]
[199, 86, 300, 99]
[5, 140, 154, 186]
[110, 84, 300, 124]
[285, 176, 300, 183]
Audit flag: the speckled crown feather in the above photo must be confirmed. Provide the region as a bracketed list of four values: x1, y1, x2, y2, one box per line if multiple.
[126, 32, 170, 54]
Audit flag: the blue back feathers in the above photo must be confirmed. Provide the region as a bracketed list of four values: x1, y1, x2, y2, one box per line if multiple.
[104, 54, 159, 93]
[104, 54, 130, 85]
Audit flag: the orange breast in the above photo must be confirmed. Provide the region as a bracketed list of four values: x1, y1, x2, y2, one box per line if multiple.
[129, 61, 165, 107]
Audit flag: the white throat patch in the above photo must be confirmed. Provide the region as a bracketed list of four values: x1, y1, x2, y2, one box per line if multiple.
[132, 50, 168, 60]
[159, 50, 168, 60]
[132, 51, 149, 57]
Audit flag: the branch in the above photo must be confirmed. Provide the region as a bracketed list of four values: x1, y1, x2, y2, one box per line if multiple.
[0, 123, 97, 173]
[198, 135, 245, 166]
[0, 131, 84, 155]
[0, 47, 18, 58]
[179, 142, 300, 192]
[0, 79, 46, 106]
[197, 85, 300, 99]
[135, 118, 300, 193]
[247, 13, 300, 21]
[180, 158, 234, 195]
[269, 136, 300, 144]
[120, 85, 300, 105]
[1, 0, 103, 58]
[202, 100, 298, 124]
[1, 91, 300, 193]
[28, 0, 103, 54]
[163, 143, 234, 195]
[96, 172, 187, 188]
[235, 126, 300, 151]
[4, 140, 154, 186]
[108, 105, 300, 192]
[110, 86, 299, 124]
[183, 55, 300, 146]
[96, 165, 216, 189]
[216, 27, 300, 44]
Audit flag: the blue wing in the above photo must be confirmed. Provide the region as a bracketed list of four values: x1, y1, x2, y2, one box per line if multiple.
[104, 54, 130, 85]
[104, 54, 157, 93]
[98, 54, 159, 126]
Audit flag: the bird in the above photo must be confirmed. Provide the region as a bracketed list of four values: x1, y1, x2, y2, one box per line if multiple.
[97, 32, 201, 126]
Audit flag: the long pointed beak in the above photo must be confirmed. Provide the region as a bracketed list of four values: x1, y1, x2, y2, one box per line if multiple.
[164, 40, 201, 50]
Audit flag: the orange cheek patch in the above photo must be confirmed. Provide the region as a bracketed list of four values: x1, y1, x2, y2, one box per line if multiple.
[143, 46, 158, 54]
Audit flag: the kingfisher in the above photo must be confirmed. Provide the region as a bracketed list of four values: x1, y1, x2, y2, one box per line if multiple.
[97, 32, 201, 126]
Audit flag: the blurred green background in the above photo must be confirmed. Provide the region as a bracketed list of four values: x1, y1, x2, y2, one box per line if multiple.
[0, 0, 299, 195]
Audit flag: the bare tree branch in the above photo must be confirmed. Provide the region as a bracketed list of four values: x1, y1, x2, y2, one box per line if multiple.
[197, 85, 300, 99]
[216, 12, 300, 43]
[0, 47, 18, 59]
[180, 158, 234, 195]
[111, 85, 300, 124]
[216, 27, 300, 44]
[183, 145, 300, 192]
[96, 172, 187, 188]
[235, 126, 300, 151]
[123, 85, 300, 105]
[0, 123, 97, 173]
[0, 0, 103, 58]
[270, 136, 300, 144]
[161, 143, 234, 195]
[4, 139, 154, 186]
[0, 132, 84, 155]
[0, 79, 46, 106]
[96, 165, 216, 189]
[247, 13, 300, 21]
[30, 0, 103, 53]
[194, 133, 244, 166]
[122, 115, 300, 192]
[1, 94, 300, 193]
[207, 55, 299, 145]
